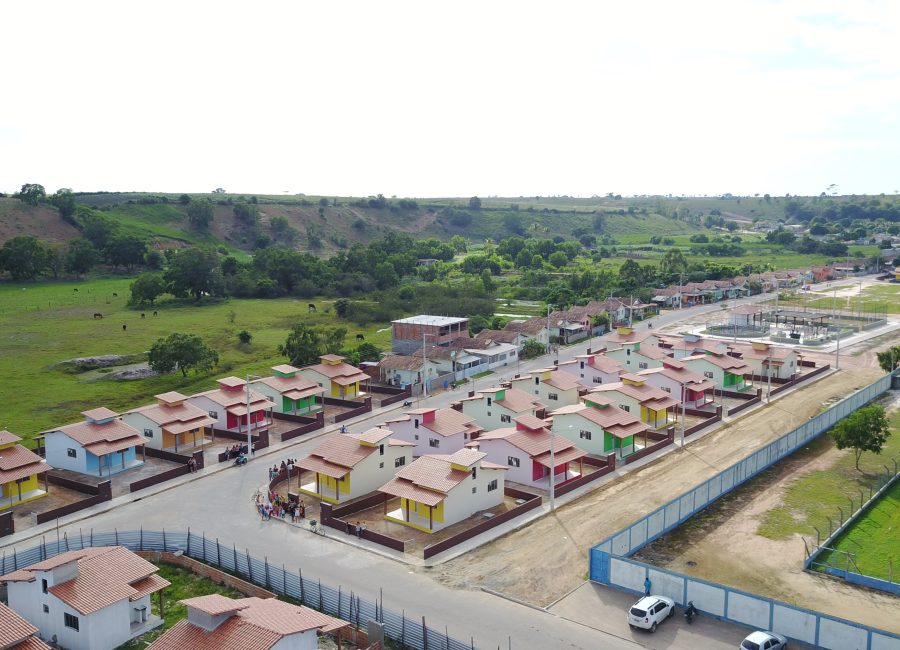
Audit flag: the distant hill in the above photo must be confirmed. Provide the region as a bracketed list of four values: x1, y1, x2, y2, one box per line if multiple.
[0, 192, 819, 253]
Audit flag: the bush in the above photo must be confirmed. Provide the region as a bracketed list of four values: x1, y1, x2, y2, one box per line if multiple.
[238, 330, 252, 344]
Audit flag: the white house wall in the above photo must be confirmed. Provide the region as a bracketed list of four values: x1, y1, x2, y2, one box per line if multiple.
[462, 399, 535, 431]
[43, 432, 88, 474]
[438, 466, 505, 530]
[185, 395, 228, 429]
[550, 413, 607, 456]
[271, 630, 318, 650]
[121, 412, 162, 450]
[350, 446, 411, 499]
[387, 419, 470, 457]
[557, 362, 621, 389]
[475, 438, 536, 487]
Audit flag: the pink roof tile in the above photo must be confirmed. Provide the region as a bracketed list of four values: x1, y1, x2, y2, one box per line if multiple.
[0, 429, 23, 445]
[0, 445, 49, 483]
[0, 602, 43, 649]
[181, 594, 249, 616]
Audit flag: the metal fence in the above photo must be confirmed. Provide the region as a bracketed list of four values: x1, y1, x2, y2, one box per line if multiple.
[589, 370, 900, 650]
[0, 529, 476, 650]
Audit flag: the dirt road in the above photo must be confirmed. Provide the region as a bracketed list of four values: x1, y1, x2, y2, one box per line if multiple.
[425, 362, 884, 609]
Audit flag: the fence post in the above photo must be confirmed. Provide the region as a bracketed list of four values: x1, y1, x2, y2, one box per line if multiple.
[140, 527, 144, 551]
[318, 579, 323, 611]
[282, 564, 286, 595]
[187, 527, 191, 556]
[264, 557, 270, 589]
[246, 549, 253, 581]
[216, 539, 221, 566]
[423, 616, 428, 650]
[338, 585, 342, 618]
[838, 506, 844, 526]
[162, 529, 166, 551]
[402, 610, 406, 646]
[202, 532, 207, 562]
[813, 526, 821, 546]
[299, 568, 305, 603]
[233, 544, 238, 572]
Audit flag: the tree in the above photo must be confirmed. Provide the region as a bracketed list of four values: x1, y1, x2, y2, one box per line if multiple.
[130, 272, 167, 305]
[105, 235, 147, 270]
[468, 196, 482, 210]
[148, 332, 219, 377]
[831, 405, 891, 470]
[356, 342, 381, 362]
[233, 203, 260, 227]
[618, 259, 645, 290]
[178, 194, 191, 205]
[278, 323, 322, 367]
[521, 339, 546, 359]
[659, 248, 688, 277]
[548, 251, 568, 268]
[373, 261, 399, 290]
[164, 248, 224, 300]
[319, 326, 347, 354]
[0, 236, 49, 280]
[481, 268, 495, 291]
[876, 346, 900, 373]
[50, 188, 76, 220]
[65, 238, 99, 277]
[17, 183, 45, 206]
[238, 330, 253, 344]
[186, 198, 214, 229]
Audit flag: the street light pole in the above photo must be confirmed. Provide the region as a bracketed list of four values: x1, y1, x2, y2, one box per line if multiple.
[245, 374, 253, 459]
[549, 427, 556, 511]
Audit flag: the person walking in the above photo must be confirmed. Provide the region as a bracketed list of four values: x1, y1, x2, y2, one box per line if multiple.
[644, 577, 652, 595]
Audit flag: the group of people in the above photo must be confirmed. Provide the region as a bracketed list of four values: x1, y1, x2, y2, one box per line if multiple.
[258, 490, 308, 522]
[347, 520, 367, 538]
[268, 459, 299, 482]
[225, 443, 252, 459]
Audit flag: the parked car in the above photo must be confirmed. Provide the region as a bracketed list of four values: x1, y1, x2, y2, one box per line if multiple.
[627, 595, 675, 631]
[740, 630, 788, 650]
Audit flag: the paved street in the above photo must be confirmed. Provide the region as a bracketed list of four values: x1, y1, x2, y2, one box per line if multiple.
[1, 276, 890, 649]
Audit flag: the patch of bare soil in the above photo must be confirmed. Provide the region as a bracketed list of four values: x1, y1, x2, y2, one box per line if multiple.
[0, 198, 81, 245]
[421, 363, 883, 611]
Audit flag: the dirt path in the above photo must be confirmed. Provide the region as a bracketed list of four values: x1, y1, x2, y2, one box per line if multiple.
[423, 363, 884, 609]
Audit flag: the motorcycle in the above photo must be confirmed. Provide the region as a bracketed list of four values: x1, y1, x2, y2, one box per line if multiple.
[402, 400, 413, 407]
[233, 454, 247, 467]
[684, 601, 697, 625]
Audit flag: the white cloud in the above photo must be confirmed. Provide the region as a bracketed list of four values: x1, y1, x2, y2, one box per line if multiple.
[1, 0, 898, 197]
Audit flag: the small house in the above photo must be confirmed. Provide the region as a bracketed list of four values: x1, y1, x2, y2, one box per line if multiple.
[549, 402, 650, 458]
[729, 341, 798, 380]
[299, 355, 369, 400]
[0, 547, 169, 650]
[147, 594, 349, 650]
[296, 428, 414, 504]
[378, 448, 506, 533]
[557, 353, 623, 388]
[459, 386, 542, 430]
[604, 343, 671, 372]
[122, 392, 216, 453]
[251, 365, 324, 415]
[470, 414, 588, 491]
[40, 409, 145, 477]
[1, 430, 51, 510]
[636, 358, 715, 408]
[187, 377, 274, 436]
[382, 407, 483, 456]
[509, 368, 583, 409]
[585, 374, 679, 429]
[680, 353, 753, 391]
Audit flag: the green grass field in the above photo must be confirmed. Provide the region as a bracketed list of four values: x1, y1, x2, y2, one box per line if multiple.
[757, 408, 900, 543]
[0, 278, 393, 444]
[815, 480, 900, 580]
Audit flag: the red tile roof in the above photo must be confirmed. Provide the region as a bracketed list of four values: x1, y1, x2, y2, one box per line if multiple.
[0, 602, 47, 650]
[149, 597, 348, 650]
[477, 424, 581, 459]
[125, 400, 216, 434]
[0, 444, 49, 483]
[255, 374, 324, 398]
[549, 403, 650, 439]
[0, 429, 23, 445]
[180, 594, 249, 616]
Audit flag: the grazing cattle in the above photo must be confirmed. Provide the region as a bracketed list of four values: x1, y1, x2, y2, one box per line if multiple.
[112, 292, 118, 297]
[356, 333, 365, 341]
[122, 324, 127, 331]
[141, 313, 145, 318]
[153, 310, 158, 316]
[73, 288, 78, 292]
[93, 313, 103, 319]
[308, 303, 316, 313]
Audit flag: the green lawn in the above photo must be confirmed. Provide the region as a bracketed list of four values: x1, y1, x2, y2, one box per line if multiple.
[815, 480, 900, 580]
[117, 562, 244, 649]
[757, 408, 900, 542]
[0, 278, 393, 444]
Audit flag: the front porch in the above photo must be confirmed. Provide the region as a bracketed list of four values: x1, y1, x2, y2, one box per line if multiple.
[297, 468, 350, 505]
[95, 448, 145, 477]
[0, 484, 48, 510]
[129, 613, 164, 638]
[162, 427, 212, 454]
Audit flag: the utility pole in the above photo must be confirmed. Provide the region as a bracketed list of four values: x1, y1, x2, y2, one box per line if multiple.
[245, 375, 253, 458]
[766, 355, 772, 403]
[549, 427, 557, 511]
[835, 328, 841, 370]
[422, 329, 428, 400]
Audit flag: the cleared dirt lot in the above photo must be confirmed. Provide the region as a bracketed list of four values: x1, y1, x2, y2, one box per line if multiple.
[424, 360, 886, 615]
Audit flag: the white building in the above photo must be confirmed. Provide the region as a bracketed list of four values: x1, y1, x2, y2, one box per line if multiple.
[382, 407, 483, 456]
[464, 342, 520, 372]
[508, 368, 583, 409]
[296, 428, 414, 504]
[604, 343, 671, 372]
[121, 392, 216, 453]
[586, 374, 680, 429]
[40, 408, 145, 477]
[557, 353, 623, 389]
[549, 402, 650, 458]
[0, 547, 169, 650]
[730, 341, 799, 380]
[187, 377, 274, 436]
[680, 353, 754, 391]
[636, 358, 716, 409]
[459, 386, 542, 430]
[471, 414, 588, 490]
[378, 448, 506, 533]
[147, 594, 348, 650]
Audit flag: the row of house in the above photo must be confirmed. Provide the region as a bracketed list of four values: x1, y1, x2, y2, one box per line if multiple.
[0, 546, 349, 650]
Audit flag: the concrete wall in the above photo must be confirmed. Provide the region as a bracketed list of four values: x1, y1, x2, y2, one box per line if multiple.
[556, 360, 621, 389]
[549, 413, 607, 456]
[121, 412, 161, 449]
[44, 432, 88, 474]
[387, 419, 469, 457]
[461, 396, 535, 431]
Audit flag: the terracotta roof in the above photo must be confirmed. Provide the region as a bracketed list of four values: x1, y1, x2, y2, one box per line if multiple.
[217, 376, 246, 389]
[391, 454, 473, 494]
[181, 594, 249, 615]
[410, 408, 480, 437]
[125, 400, 216, 433]
[319, 354, 345, 363]
[296, 455, 349, 479]
[533, 445, 587, 468]
[348, 427, 393, 445]
[378, 355, 426, 371]
[633, 345, 670, 360]
[191, 385, 273, 412]
[473, 329, 521, 344]
[503, 317, 547, 336]
[0, 445, 49, 483]
[477, 425, 581, 459]
[549, 403, 649, 437]
[254, 374, 323, 398]
[603, 329, 654, 345]
[81, 407, 119, 421]
[471, 387, 540, 413]
[302, 361, 368, 383]
[590, 381, 679, 409]
[12, 637, 54, 650]
[299, 433, 382, 472]
[42, 417, 143, 456]
[0, 429, 22, 445]
[271, 363, 301, 375]
[129, 573, 171, 602]
[513, 414, 549, 430]
[154, 391, 189, 405]
[532, 371, 582, 391]
[378, 476, 446, 507]
[0, 602, 46, 650]
[1, 547, 167, 616]
[444, 448, 486, 467]
[730, 343, 795, 361]
[149, 597, 348, 650]
[686, 354, 752, 374]
[574, 354, 623, 373]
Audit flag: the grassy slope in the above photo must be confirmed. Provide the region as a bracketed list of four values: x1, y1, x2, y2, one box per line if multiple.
[757, 408, 900, 543]
[0, 279, 393, 443]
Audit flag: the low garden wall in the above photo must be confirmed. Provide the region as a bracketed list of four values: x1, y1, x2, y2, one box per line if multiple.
[279, 412, 325, 442]
[769, 364, 831, 397]
[624, 428, 674, 465]
[555, 454, 616, 497]
[683, 406, 722, 437]
[36, 481, 112, 525]
[728, 389, 762, 416]
[46, 473, 101, 495]
[129, 450, 204, 493]
[320, 499, 406, 553]
[333, 397, 373, 424]
[422, 487, 542, 560]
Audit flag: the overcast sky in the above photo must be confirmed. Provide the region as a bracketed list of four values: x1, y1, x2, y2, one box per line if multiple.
[3, 1, 899, 198]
